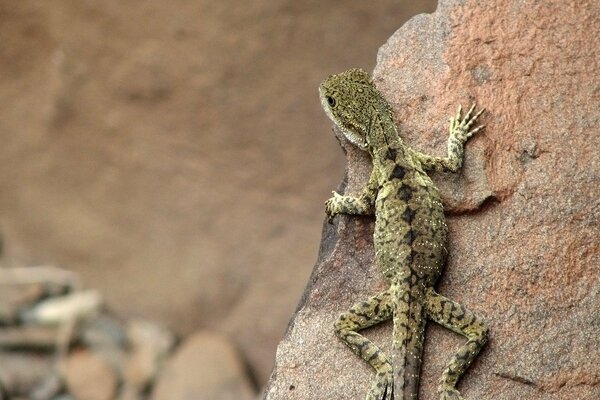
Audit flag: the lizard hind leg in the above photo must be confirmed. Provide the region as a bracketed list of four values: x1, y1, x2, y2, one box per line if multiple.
[334, 288, 395, 400]
[424, 288, 489, 400]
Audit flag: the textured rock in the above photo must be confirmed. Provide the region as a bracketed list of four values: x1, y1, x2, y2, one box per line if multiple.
[0, 266, 78, 324]
[0, 326, 62, 350]
[123, 319, 175, 391]
[151, 331, 255, 400]
[0, 352, 54, 398]
[62, 350, 118, 400]
[0, 286, 45, 325]
[22, 290, 102, 326]
[265, 1, 600, 399]
[29, 373, 63, 400]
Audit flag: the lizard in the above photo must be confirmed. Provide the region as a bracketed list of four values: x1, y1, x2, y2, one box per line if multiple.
[320, 68, 489, 400]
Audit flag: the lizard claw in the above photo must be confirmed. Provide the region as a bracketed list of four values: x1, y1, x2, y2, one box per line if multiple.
[383, 381, 394, 400]
[451, 104, 485, 141]
[438, 386, 464, 400]
[325, 191, 343, 223]
[366, 370, 394, 400]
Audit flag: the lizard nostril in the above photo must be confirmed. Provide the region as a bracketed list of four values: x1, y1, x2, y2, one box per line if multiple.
[327, 96, 336, 107]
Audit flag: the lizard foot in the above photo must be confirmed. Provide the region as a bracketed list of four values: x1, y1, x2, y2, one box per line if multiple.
[438, 385, 464, 400]
[449, 103, 485, 142]
[324, 191, 344, 223]
[366, 370, 394, 400]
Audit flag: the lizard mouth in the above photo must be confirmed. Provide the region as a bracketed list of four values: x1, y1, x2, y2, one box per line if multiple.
[339, 126, 368, 150]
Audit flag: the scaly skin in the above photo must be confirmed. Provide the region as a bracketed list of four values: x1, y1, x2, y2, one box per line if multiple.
[320, 69, 489, 400]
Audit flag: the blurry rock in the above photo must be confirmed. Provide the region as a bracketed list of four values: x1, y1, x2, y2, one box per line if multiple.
[30, 373, 63, 400]
[82, 315, 128, 349]
[21, 290, 102, 326]
[0, 326, 65, 350]
[0, 286, 45, 325]
[0, 352, 54, 398]
[0, 266, 79, 324]
[62, 350, 118, 400]
[80, 315, 128, 376]
[151, 331, 255, 400]
[123, 319, 175, 391]
[117, 385, 139, 400]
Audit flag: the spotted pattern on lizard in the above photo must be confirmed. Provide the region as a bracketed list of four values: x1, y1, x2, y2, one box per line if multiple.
[320, 68, 489, 400]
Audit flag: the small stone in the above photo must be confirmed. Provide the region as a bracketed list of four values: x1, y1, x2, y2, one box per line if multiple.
[123, 319, 175, 391]
[51, 396, 74, 400]
[150, 331, 255, 400]
[0, 326, 63, 351]
[0, 352, 54, 398]
[82, 315, 128, 349]
[21, 290, 102, 326]
[80, 315, 128, 376]
[62, 350, 117, 400]
[29, 373, 63, 400]
[117, 384, 139, 400]
[0, 266, 80, 324]
[0, 286, 45, 324]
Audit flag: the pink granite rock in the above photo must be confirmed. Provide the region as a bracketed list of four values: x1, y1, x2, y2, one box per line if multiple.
[264, 1, 600, 399]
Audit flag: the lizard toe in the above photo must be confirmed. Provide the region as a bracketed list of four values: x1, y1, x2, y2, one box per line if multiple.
[438, 386, 465, 400]
[366, 371, 394, 400]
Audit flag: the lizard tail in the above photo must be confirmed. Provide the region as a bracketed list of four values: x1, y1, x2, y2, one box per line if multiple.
[392, 279, 426, 400]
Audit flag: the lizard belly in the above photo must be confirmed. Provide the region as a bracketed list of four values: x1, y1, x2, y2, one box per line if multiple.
[374, 182, 448, 284]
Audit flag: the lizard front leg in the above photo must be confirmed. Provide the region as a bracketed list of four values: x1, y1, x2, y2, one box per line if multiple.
[412, 104, 485, 173]
[325, 169, 379, 222]
[425, 288, 489, 400]
[334, 288, 394, 400]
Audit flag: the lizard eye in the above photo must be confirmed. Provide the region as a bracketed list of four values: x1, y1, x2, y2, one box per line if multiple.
[327, 96, 336, 107]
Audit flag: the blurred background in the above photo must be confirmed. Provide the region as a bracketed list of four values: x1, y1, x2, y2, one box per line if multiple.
[0, 1, 436, 398]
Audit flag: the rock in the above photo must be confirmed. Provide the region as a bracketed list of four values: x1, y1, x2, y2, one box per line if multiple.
[264, 1, 600, 399]
[0, 286, 45, 325]
[21, 290, 102, 326]
[0, 325, 64, 350]
[123, 319, 175, 391]
[62, 350, 118, 400]
[81, 315, 128, 350]
[51, 396, 74, 400]
[29, 373, 63, 400]
[0, 266, 79, 324]
[0, 352, 54, 398]
[117, 385, 139, 400]
[80, 315, 128, 376]
[151, 331, 255, 400]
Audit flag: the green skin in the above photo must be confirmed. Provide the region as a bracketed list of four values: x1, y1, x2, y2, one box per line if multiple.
[320, 68, 489, 400]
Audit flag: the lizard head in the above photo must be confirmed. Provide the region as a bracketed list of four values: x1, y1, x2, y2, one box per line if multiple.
[319, 68, 390, 152]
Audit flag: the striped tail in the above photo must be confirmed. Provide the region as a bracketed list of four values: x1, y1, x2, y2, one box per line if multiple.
[392, 279, 427, 399]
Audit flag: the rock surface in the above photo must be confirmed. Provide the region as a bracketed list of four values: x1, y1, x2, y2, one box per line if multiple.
[265, 1, 600, 399]
[62, 350, 118, 400]
[123, 319, 175, 391]
[151, 331, 255, 400]
[0, 266, 78, 324]
[0, 352, 54, 398]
